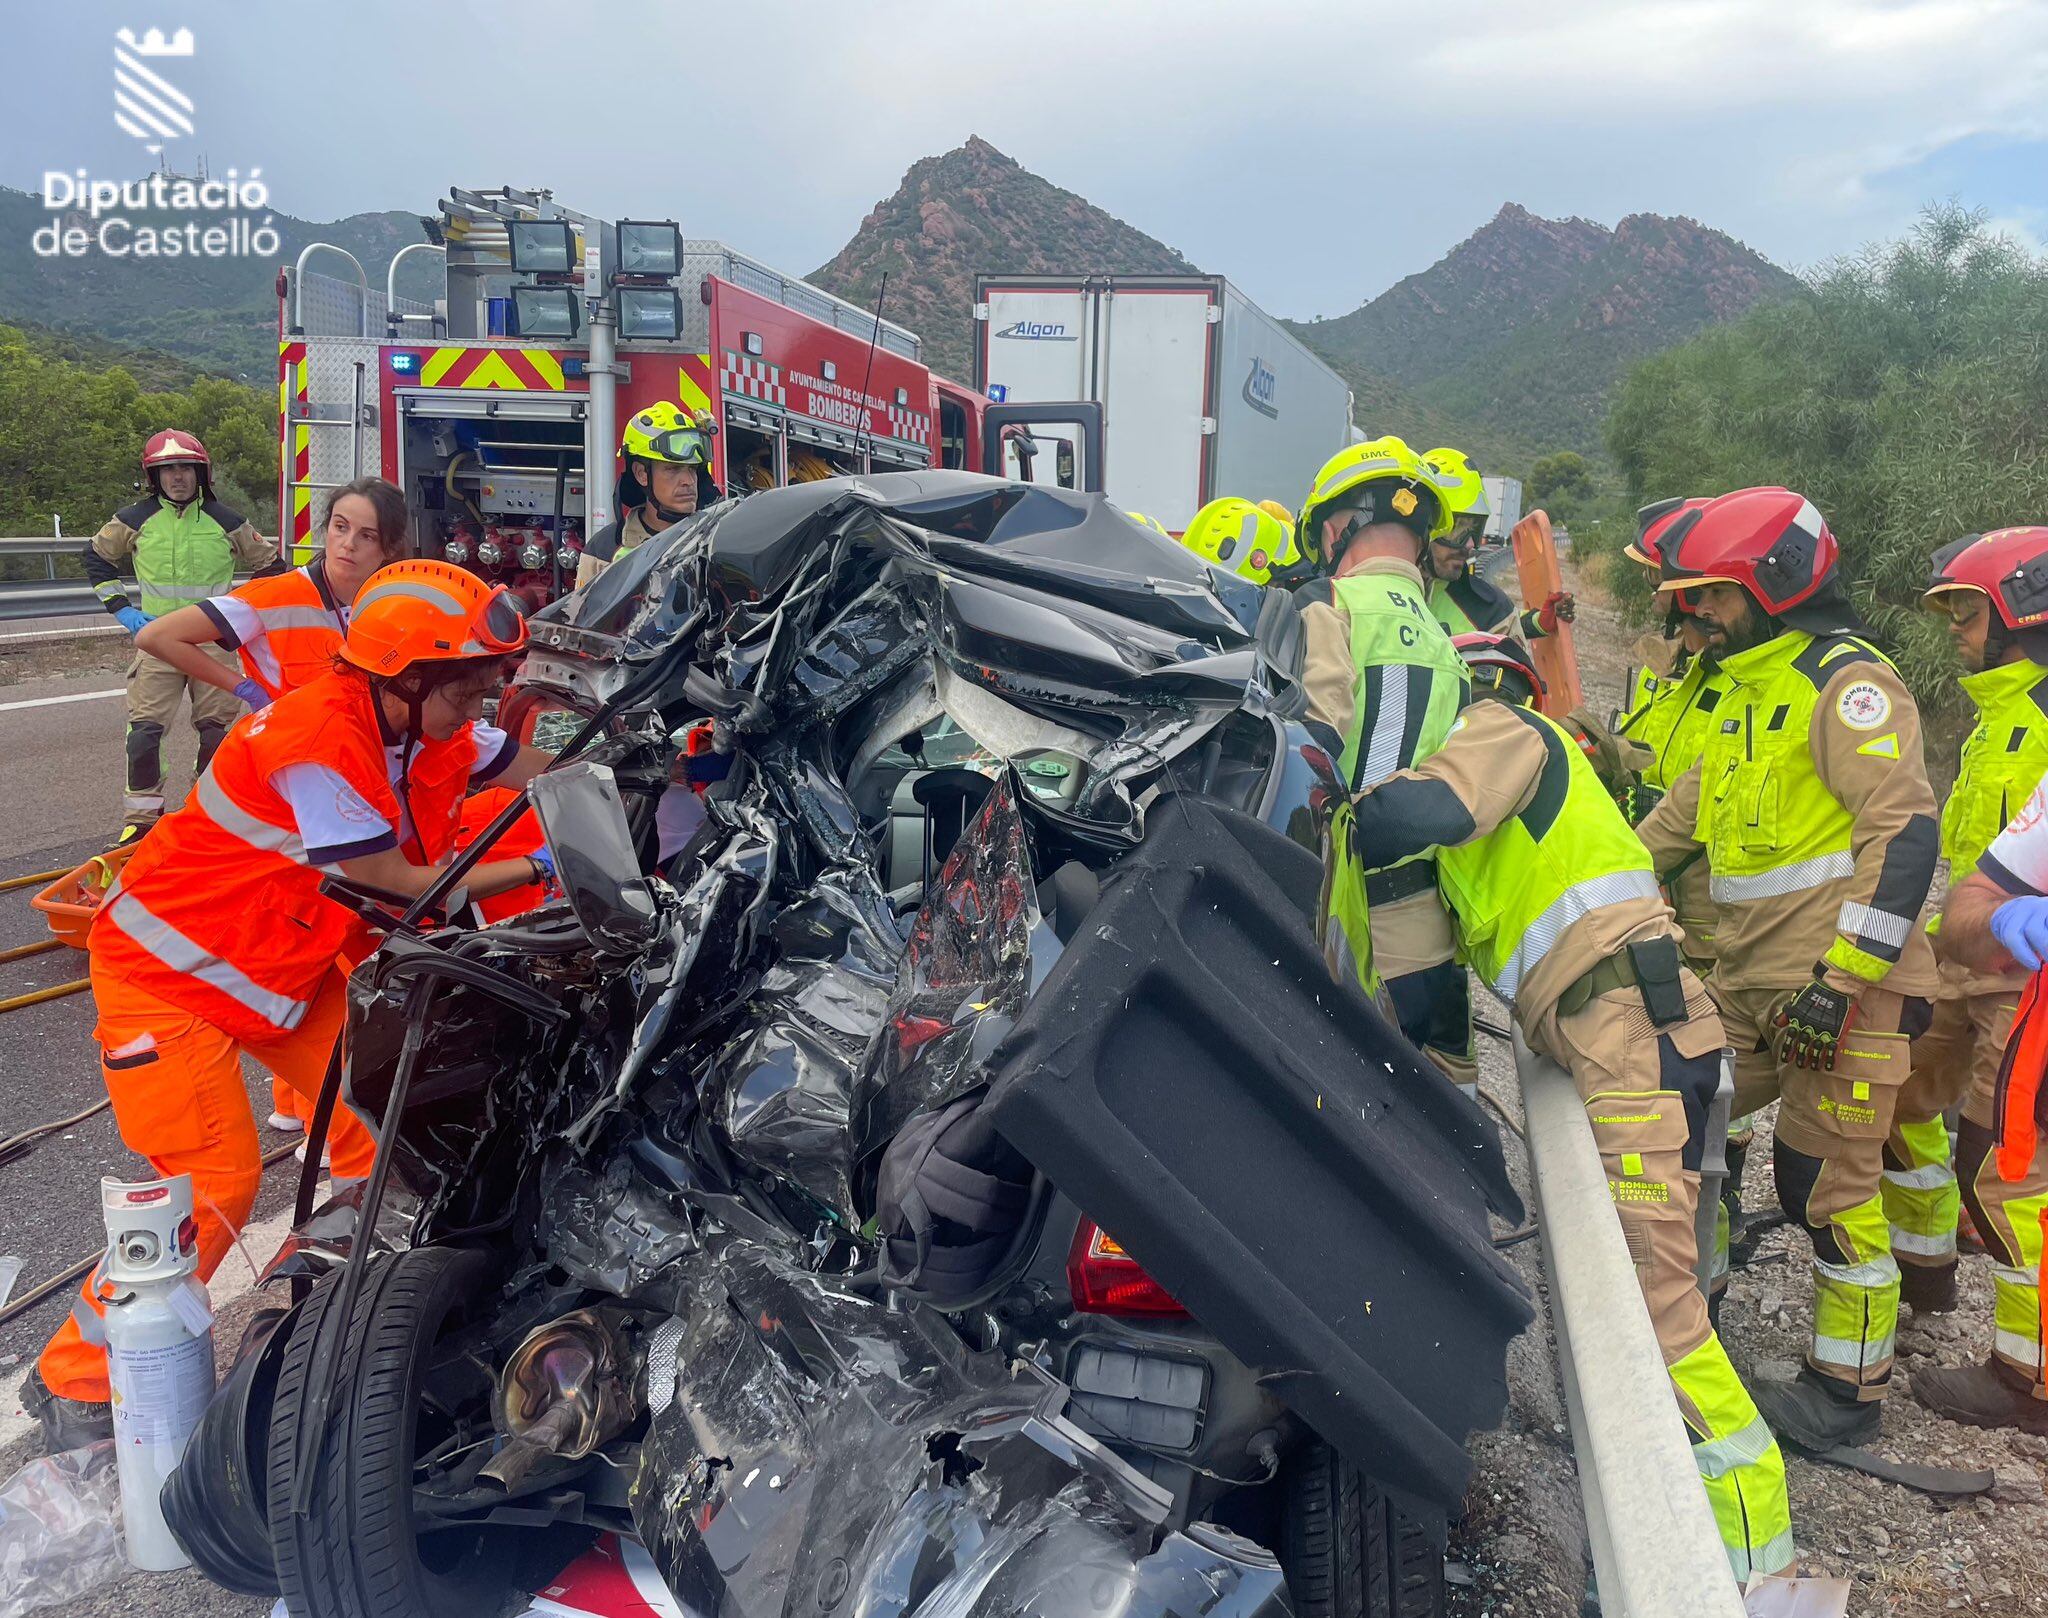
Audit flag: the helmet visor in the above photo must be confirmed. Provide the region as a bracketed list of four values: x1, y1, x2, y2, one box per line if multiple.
[640, 427, 710, 465]
[466, 586, 529, 655]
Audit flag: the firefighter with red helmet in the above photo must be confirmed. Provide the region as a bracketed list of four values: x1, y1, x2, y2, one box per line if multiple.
[1637, 487, 1943, 1455]
[1338, 630, 1794, 1581]
[1882, 527, 2048, 1435]
[82, 430, 280, 836]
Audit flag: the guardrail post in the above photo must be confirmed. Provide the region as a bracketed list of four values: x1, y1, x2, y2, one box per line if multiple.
[1514, 1031, 1750, 1618]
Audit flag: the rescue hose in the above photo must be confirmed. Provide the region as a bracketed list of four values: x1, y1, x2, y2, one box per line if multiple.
[0, 979, 89, 1014]
[0, 940, 63, 965]
[0, 1141, 302, 1329]
[0, 1096, 111, 1167]
[0, 868, 68, 894]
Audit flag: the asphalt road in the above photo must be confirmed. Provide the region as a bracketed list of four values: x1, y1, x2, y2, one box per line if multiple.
[0, 648, 295, 1616]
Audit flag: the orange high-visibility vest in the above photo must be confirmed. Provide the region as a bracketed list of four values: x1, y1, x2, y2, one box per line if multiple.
[224, 562, 346, 700]
[91, 671, 476, 1044]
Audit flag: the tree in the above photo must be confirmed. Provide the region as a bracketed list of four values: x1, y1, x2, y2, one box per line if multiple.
[1527, 451, 1595, 523]
[1601, 205, 2048, 717]
[0, 325, 275, 551]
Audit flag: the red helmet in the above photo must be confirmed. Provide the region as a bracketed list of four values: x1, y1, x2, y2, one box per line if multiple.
[1655, 486, 1839, 617]
[1453, 631, 1545, 704]
[1625, 497, 1708, 566]
[1924, 527, 2048, 633]
[142, 429, 210, 474]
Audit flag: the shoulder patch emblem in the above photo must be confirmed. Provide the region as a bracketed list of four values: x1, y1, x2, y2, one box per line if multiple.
[1836, 681, 1892, 731]
[1856, 732, 1901, 760]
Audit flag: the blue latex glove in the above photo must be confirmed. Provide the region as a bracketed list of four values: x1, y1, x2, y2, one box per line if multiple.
[114, 606, 150, 636]
[231, 678, 269, 708]
[1990, 896, 2048, 970]
[528, 846, 558, 890]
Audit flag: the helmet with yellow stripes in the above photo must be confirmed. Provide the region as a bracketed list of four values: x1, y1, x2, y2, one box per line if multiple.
[621, 402, 712, 467]
[1423, 448, 1490, 550]
[1298, 436, 1450, 573]
[1181, 497, 1298, 585]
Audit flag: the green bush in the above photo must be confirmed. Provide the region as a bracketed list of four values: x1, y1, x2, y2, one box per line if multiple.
[1602, 205, 2048, 737]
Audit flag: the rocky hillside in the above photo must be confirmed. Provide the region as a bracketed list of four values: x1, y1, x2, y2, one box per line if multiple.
[1290, 203, 1801, 456]
[809, 137, 1197, 382]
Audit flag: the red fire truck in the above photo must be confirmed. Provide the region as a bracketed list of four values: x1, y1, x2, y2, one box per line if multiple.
[278, 186, 1093, 604]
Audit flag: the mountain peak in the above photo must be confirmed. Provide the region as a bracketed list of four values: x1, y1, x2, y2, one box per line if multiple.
[812, 141, 1194, 379]
[1287, 203, 1799, 457]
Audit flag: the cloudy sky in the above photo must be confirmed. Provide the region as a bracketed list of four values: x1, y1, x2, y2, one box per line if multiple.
[6, 0, 2045, 319]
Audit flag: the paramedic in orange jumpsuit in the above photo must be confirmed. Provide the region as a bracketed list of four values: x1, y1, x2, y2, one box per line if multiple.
[138, 476, 410, 1140]
[31, 560, 558, 1446]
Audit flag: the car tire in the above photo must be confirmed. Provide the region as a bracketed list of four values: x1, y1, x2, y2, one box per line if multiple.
[265, 1248, 506, 1618]
[1278, 1439, 1445, 1618]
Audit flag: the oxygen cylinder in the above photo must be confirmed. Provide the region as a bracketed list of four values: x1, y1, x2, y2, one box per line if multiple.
[99, 1175, 215, 1572]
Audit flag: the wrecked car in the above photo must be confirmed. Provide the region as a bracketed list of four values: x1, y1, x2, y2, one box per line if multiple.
[163, 472, 1534, 1618]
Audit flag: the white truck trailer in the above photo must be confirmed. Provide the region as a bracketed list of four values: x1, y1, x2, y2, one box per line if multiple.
[1482, 475, 1524, 543]
[972, 274, 1354, 532]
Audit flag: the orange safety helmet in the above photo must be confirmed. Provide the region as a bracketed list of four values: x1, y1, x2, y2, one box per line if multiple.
[341, 560, 529, 679]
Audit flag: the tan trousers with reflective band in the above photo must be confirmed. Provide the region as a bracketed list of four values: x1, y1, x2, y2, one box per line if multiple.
[126, 645, 241, 729]
[1527, 972, 1723, 1365]
[1719, 983, 1912, 1399]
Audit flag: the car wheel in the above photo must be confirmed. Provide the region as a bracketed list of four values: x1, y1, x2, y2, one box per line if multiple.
[265, 1248, 510, 1618]
[1278, 1439, 1445, 1618]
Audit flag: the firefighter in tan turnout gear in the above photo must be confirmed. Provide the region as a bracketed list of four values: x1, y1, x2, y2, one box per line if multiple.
[1295, 436, 1478, 1093]
[1637, 487, 1943, 1455]
[1338, 631, 1793, 1580]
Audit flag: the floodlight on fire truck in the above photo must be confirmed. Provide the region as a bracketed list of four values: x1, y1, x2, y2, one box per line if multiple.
[614, 221, 682, 280]
[507, 220, 577, 275]
[512, 286, 581, 340]
[617, 287, 684, 343]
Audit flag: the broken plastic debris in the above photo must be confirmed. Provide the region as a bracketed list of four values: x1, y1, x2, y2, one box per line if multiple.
[1742, 1572, 1851, 1618]
[0, 1443, 124, 1618]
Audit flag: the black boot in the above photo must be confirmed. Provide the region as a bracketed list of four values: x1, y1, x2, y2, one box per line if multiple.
[1912, 1359, 2048, 1437]
[23, 1376, 111, 1453]
[1899, 1259, 1958, 1315]
[1751, 1367, 1882, 1454]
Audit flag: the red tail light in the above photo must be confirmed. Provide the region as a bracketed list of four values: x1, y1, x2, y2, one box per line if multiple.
[1066, 1220, 1187, 1317]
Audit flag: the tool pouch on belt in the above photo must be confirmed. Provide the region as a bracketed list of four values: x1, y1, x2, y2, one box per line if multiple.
[1627, 936, 1688, 1027]
[1586, 1088, 1702, 1345]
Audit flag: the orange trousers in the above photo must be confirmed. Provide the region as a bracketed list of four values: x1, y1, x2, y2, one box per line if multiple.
[39, 961, 377, 1402]
[266, 1074, 377, 1172]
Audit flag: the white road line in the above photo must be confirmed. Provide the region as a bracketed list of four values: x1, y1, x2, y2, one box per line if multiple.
[0, 1196, 309, 1449]
[0, 689, 124, 714]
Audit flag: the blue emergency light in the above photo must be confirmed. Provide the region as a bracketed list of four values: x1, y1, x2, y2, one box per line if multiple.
[987, 383, 1008, 403]
[389, 351, 421, 375]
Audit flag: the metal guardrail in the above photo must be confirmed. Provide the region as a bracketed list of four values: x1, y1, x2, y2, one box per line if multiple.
[1513, 1032, 1748, 1618]
[0, 538, 267, 624]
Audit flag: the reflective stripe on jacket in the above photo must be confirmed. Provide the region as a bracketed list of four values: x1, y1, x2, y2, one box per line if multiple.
[210, 559, 347, 699]
[90, 671, 477, 1043]
[1937, 658, 2048, 991]
[89, 497, 267, 618]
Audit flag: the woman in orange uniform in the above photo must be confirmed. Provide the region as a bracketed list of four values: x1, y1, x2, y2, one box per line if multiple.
[138, 476, 409, 1139]
[31, 561, 558, 1447]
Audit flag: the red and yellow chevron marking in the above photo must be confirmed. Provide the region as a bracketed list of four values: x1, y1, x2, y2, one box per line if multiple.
[416, 347, 569, 391]
[278, 339, 314, 562]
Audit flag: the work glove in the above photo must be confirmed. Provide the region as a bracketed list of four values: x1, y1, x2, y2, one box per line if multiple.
[1537, 590, 1577, 634]
[1989, 895, 2048, 971]
[1772, 972, 1856, 1070]
[231, 678, 268, 709]
[114, 606, 150, 636]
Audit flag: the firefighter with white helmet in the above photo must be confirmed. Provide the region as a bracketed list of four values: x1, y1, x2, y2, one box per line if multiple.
[574, 403, 716, 589]
[83, 430, 279, 838]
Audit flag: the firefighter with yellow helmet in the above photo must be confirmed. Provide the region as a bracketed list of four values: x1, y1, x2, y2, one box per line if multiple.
[1179, 496, 1301, 587]
[1295, 436, 1478, 1091]
[575, 403, 716, 589]
[1420, 448, 1574, 642]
